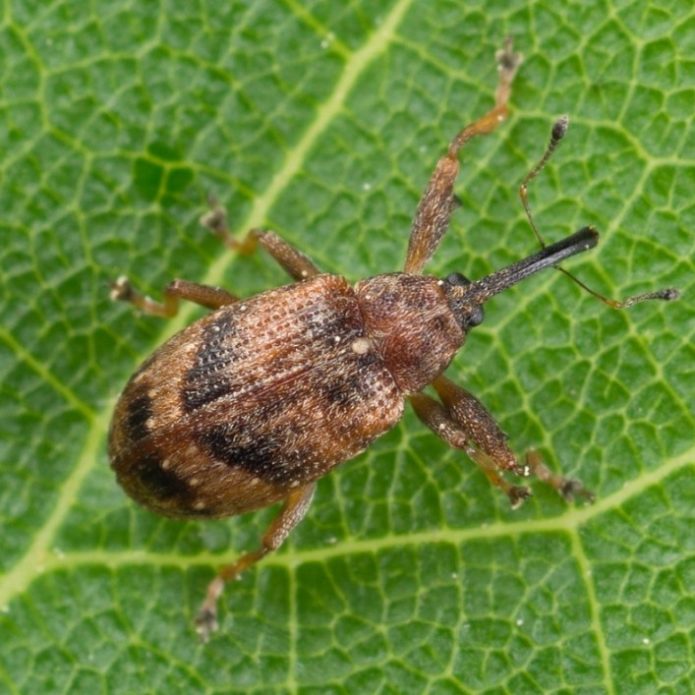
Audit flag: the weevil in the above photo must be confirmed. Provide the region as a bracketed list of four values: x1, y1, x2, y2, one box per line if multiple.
[108, 39, 678, 640]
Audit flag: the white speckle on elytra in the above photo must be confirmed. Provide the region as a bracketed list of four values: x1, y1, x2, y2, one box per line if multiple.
[186, 444, 199, 457]
[190, 477, 199, 487]
[249, 477, 260, 486]
[239, 304, 248, 311]
[211, 325, 220, 332]
[146, 417, 157, 429]
[161, 459, 171, 469]
[438, 423, 446, 431]
[147, 388, 158, 398]
[334, 336, 341, 343]
[193, 500, 206, 510]
[351, 338, 371, 354]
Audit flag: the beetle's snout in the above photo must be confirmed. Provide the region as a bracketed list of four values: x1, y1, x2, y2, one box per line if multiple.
[442, 273, 485, 330]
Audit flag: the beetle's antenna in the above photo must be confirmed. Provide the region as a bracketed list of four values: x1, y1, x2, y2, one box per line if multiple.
[519, 116, 568, 248]
[520, 117, 679, 308]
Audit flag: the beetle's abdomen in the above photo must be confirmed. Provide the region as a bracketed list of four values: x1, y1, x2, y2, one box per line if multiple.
[109, 275, 403, 519]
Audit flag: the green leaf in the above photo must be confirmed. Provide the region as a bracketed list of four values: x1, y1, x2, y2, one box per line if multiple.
[2, 1, 693, 692]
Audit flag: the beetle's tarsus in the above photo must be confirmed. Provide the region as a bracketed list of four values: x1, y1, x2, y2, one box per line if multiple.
[508, 485, 532, 509]
[200, 198, 258, 254]
[200, 198, 230, 237]
[109, 276, 135, 302]
[495, 36, 522, 82]
[524, 451, 595, 503]
[195, 606, 219, 644]
[560, 479, 596, 504]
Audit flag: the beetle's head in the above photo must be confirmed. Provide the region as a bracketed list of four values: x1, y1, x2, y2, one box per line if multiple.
[441, 272, 485, 330]
[443, 226, 601, 331]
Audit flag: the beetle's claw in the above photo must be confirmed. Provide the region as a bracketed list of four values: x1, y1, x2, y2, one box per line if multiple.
[508, 485, 531, 509]
[200, 198, 229, 236]
[496, 36, 523, 79]
[195, 606, 219, 644]
[560, 479, 595, 504]
[109, 276, 135, 303]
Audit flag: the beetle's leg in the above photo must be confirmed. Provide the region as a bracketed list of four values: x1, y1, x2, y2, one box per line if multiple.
[404, 38, 522, 274]
[250, 229, 321, 280]
[410, 390, 531, 508]
[110, 277, 238, 317]
[411, 375, 593, 507]
[433, 374, 592, 501]
[195, 482, 316, 642]
[201, 198, 321, 280]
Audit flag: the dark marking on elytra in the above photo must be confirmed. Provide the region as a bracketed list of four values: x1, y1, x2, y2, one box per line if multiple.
[320, 378, 355, 409]
[356, 351, 379, 369]
[183, 312, 237, 412]
[200, 424, 304, 485]
[303, 308, 349, 345]
[135, 452, 190, 501]
[126, 392, 153, 441]
[302, 294, 362, 347]
[317, 351, 381, 410]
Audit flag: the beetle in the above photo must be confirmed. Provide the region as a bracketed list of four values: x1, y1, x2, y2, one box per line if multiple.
[108, 39, 678, 640]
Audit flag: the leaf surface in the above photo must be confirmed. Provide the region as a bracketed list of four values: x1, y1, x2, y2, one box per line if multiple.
[1, 1, 694, 693]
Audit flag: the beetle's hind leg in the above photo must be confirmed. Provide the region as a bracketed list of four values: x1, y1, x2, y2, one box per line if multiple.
[404, 38, 522, 274]
[110, 277, 238, 317]
[201, 198, 321, 280]
[410, 375, 593, 507]
[195, 482, 316, 643]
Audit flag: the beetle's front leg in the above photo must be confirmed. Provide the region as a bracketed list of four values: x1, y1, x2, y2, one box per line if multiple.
[410, 389, 531, 508]
[404, 38, 522, 274]
[201, 198, 321, 280]
[195, 482, 316, 642]
[411, 375, 593, 507]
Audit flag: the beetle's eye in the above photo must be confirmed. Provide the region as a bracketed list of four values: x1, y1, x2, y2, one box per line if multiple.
[445, 272, 471, 286]
[467, 306, 485, 328]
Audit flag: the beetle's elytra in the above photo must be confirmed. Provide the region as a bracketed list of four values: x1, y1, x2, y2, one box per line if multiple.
[108, 39, 678, 640]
